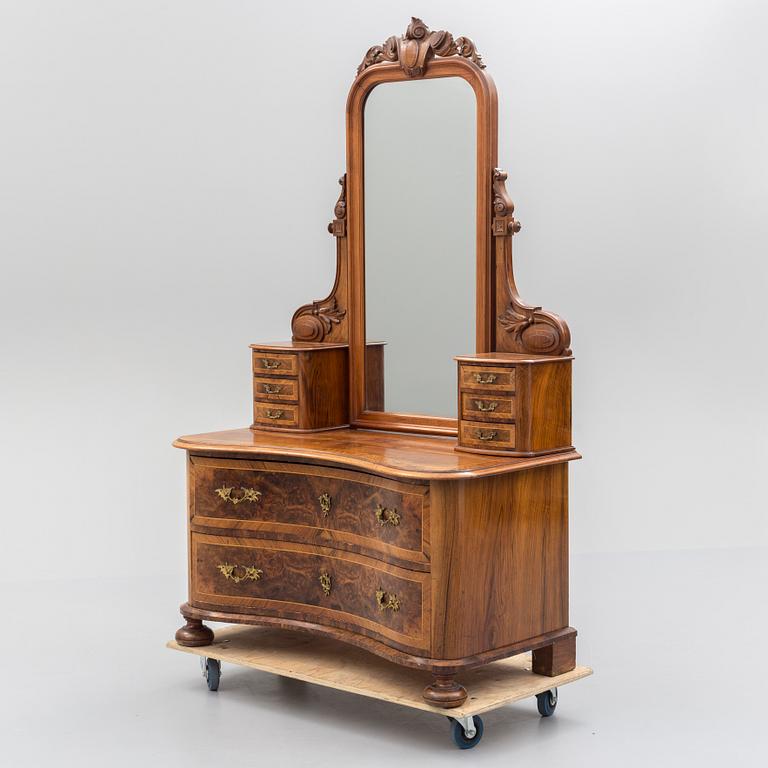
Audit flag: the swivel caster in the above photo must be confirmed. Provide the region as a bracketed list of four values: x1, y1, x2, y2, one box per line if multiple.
[536, 688, 558, 717]
[200, 657, 221, 691]
[448, 715, 484, 749]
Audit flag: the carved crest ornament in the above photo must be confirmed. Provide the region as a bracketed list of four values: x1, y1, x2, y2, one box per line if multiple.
[357, 17, 484, 78]
[290, 19, 571, 358]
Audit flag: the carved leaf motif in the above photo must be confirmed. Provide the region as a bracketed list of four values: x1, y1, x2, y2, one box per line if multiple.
[498, 307, 538, 337]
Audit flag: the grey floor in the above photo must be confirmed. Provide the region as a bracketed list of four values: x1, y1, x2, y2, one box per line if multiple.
[3, 548, 766, 767]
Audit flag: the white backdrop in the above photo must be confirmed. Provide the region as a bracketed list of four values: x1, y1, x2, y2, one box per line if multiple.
[1, 0, 766, 584]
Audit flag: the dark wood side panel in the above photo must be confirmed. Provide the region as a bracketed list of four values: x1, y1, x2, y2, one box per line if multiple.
[529, 360, 572, 453]
[365, 343, 385, 411]
[297, 347, 349, 430]
[429, 464, 568, 659]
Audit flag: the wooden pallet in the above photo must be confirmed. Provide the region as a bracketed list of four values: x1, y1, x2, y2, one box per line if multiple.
[167, 625, 592, 719]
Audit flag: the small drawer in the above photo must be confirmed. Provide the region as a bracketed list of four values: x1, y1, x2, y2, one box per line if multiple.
[461, 392, 515, 423]
[459, 420, 516, 450]
[253, 403, 298, 427]
[252, 351, 298, 376]
[190, 534, 428, 649]
[459, 364, 516, 392]
[254, 376, 298, 402]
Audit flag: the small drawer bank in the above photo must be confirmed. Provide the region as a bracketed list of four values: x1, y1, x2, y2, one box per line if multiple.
[455, 353, 573, 457]
[250, 342, 384, 433]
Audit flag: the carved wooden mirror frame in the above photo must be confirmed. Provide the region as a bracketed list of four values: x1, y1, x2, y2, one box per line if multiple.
[291, 18, 571, 437]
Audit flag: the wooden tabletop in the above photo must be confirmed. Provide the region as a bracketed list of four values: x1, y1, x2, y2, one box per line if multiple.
[173, 427, 580, 481]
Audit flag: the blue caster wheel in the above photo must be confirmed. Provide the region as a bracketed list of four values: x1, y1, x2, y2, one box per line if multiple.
[536, 688, 558, 717]
[200, 657, 221, 691]
[449, 715, 484, 749]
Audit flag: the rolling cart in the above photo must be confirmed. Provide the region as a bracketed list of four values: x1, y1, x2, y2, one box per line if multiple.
[168, 625, 592, 750]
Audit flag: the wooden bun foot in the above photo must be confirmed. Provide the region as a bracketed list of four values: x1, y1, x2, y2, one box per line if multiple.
[175, 618, 214, 647]
[422, 675, 468, 709]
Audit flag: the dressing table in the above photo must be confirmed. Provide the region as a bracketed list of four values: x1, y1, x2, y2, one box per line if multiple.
[173, 17, 580, 713]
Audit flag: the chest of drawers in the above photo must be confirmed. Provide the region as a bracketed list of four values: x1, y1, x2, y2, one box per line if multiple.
[174, 428, 580, 708]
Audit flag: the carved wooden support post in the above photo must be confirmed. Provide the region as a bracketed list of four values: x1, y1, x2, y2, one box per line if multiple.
[422, 674, 468, 709]
[492, 168, 572, 356]
[291, 175, 349, 343]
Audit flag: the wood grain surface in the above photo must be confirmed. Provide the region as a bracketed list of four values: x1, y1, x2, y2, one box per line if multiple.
[174, 428, 580, 481]
[167, 624, 592, 718]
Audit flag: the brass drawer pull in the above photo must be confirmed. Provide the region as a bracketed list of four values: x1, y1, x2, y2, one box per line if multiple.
[265, 409, 284, 420]
[375, 588, 400, 612]
[263, 383, 282, 394]
[474, 399, 498, 412]
[375, 504, 400, 527]
[474, 372, 497, 384]
[215, 486, 262, 505]
[217, 563, 263, 583]
[261, 358, 281, 369]
[318, 492, 332, 516]
[475, 429, 498, 442]
[319, 571, 332, 596]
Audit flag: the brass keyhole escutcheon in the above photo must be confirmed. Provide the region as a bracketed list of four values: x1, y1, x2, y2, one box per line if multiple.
[474, 373, 497, 384]
[475, 430, 497, 442]
[375, 588, 400, 612]
[265, 409, 284, 420]
[261, 359, 281, 369]
[263, 383, 282, 394]
[318, 492, 332, 516]
[215, 486, 262, 505]
[319, 571, 332, 596]
[375, 504, 400, 527]
[474, 400, 498, 412]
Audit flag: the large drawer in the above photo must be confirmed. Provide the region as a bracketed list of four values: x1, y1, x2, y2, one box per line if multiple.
[189, 456, 429, 569]
[190, 534, 428, 651]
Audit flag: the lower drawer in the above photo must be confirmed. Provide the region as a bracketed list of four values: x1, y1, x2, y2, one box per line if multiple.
[459, 420, 516, 450]
[190, 535, 428, 650]
[253, 402, 298, 427]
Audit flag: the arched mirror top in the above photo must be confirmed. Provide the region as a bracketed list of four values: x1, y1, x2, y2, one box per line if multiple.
[290, 18, 571, 437]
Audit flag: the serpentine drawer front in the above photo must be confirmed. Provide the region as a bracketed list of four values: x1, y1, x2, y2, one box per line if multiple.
[189, 456, 428, 568]
[190, 534, 428, 651]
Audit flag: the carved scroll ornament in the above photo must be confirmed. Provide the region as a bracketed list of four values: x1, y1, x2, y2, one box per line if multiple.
[493, 169, 572, 356]
[291, 175, 348, 343]
[357, 17, 484, 78]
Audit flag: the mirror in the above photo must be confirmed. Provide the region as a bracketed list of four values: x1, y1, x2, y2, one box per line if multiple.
[364, 77, 476, 418]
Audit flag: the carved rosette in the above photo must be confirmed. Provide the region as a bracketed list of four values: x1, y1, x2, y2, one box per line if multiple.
[357, 17, 484, 78]
[493, 169, 572, 356]
[291, 175, 348, 343]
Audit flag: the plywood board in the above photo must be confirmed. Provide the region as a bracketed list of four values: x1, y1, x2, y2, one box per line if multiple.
[167, 625, 592, 718]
